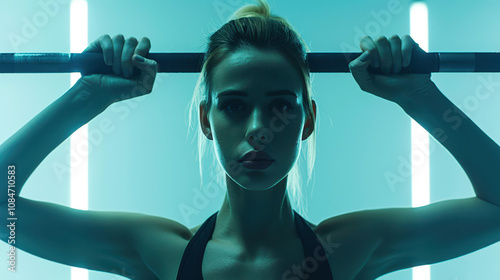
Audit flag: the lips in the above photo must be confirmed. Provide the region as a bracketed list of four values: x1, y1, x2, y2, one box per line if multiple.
[238, 150, 275, 162]
[240, 160, 274, 170]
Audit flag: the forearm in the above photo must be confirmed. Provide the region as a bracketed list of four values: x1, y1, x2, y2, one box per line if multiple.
[0, 80, 108, 202]
[399, 82, 500, 207]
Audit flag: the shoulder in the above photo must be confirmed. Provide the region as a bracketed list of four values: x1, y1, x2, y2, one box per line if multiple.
[129, 213, 193, 254]
[133, 213, 194, 240]
[313, 210, 388, 279]
[190, 224, 202, 235]
[132, 214, 194, 261]
[131, 214, 194, 278]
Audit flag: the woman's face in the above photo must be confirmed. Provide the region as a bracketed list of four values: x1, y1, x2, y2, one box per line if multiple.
[200, 47, 316, 191]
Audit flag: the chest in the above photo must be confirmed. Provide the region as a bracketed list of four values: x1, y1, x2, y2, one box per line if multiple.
[148, 232, 375, 280]
[200, 238, 308, 280]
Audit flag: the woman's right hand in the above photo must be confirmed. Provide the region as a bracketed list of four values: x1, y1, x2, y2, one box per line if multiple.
[76, 34, 158, 109]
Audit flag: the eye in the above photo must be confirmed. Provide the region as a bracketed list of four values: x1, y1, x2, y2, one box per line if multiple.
[221, 100, 292, 114]
[221, 101, 244, 113]
[273, 101, 292, 112]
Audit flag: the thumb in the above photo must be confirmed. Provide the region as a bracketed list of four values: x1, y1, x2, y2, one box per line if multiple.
[132, 54, 158, 93]
[132, 54, 156, 71]
[349, 51, 372, 88]
[406, 42, 426, 67]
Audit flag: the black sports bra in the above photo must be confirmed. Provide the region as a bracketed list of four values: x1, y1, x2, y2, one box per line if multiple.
[176, 210, 333, 279]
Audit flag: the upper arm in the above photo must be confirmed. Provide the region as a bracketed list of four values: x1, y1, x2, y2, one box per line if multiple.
[364, 197, 500, 277]
[0, 197, 190, 279]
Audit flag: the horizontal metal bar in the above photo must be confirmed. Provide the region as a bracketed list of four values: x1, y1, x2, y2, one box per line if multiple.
[2, 51, 500, 74]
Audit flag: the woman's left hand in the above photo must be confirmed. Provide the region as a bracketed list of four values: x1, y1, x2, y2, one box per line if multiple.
[349, 35, 434, 106]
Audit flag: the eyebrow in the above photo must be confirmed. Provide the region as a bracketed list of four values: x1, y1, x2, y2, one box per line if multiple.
[216, 90, 297, 98]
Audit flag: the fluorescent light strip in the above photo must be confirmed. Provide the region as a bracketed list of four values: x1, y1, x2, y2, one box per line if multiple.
[70, 1, 88, 280]
[410, 2, 430, 280]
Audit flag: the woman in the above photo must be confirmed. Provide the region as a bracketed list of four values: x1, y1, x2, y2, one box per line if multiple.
[1, 0, 499, 279]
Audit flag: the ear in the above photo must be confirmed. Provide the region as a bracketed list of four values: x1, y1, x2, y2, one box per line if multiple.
[301, 99, 316, 141]
[200, 101, 213, 140]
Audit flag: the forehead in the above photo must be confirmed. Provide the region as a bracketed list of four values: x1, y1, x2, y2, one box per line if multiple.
[211, 48, 303, 97]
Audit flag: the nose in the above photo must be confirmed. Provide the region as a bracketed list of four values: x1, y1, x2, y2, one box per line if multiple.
[246, 109, 273, 147]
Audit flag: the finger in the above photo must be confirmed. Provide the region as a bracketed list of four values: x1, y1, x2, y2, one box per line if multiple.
[82, 34, 107, 53]
[134, 37, 151, 60]
[359, 35, 379, 68]
[83, 34, 113, 66]
[132, 54, 158, 94]
[348, 51, 371, 91]
[389, 35, 402, 74]
[131, 37, 151, 78]
[122, 37, 138, 78]
[401, 35, 417, 67]
[374, 36, 392, 74]
[82, 42, 96, 53]
[112, 34, 125, 75]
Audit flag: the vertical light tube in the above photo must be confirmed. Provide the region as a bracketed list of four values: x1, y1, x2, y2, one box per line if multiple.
[410, 2, 430, 280]
[70, 1, 88, 280]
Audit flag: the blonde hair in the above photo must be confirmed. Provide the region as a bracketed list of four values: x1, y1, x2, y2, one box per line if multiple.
[186, 0, 317, 219]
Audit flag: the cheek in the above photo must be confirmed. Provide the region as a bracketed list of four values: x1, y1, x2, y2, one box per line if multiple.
[274, 127, 303, 155]
[211, 116, 241, 143]
[270, 110, 306, 139]
[210, 108, 306, 144]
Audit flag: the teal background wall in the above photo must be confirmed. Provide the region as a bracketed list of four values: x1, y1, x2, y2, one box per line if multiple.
[1, 0, 499, 279]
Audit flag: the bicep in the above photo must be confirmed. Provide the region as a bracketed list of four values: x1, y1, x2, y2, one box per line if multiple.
[0, 197, 156, 278]
[369, 197, 500, 277]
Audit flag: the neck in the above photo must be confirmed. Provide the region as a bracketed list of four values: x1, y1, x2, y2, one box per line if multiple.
[212, 174, 298, 258]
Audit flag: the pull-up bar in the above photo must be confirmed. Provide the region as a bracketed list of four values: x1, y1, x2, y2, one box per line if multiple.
[1, 52, 500, 74]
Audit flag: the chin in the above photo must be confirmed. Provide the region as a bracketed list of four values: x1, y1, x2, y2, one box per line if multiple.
[232, 175, 283, 191]
[238, 184, 276, 191]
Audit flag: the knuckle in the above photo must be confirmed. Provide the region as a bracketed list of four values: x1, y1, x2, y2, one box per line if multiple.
[389, 34, 400, 41]
[376, 36, 390, 47]
[403, 35, 415, 45]
[150, 62, 158, 71]
[127, 37, 138, 44]
[359, 35, 372, 45]
[113, 34, 125, 43]
[101, 34, 111, 41]
[360, 35, 371, 41]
